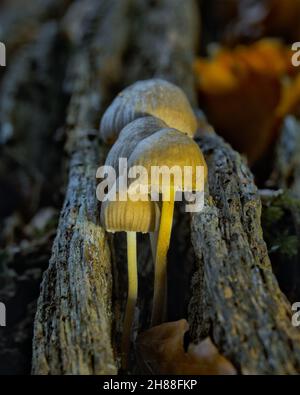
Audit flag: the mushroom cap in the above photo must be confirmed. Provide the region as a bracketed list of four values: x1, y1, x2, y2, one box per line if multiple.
[100, 190, 160, 233]
[127, 128, 207, 192]
[105, 116, 167, 174]
[100, 79, 197, 144]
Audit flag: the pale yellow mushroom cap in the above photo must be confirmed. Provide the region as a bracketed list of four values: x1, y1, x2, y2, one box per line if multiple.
[100, 79, 197, 144]
[127, 128, 207, 193]
[100, 191, 160, 233]
[105, 116, 167, 174]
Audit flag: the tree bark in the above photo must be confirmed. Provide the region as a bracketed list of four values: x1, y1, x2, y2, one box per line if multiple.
[189, 132, 300, 374]
[30, 0, 300, 375]
[0, 0, 71, 59]
[32, 0, 131, 375]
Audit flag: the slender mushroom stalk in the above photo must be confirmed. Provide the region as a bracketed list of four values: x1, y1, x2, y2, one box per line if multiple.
[100, 190, 160, 370]
[128, 128, 207, 326]
[152, 184, 175, 325]
[122, 231, 138, 367]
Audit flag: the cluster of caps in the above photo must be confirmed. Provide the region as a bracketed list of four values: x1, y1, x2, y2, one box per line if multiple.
[99, 79, 207, 234]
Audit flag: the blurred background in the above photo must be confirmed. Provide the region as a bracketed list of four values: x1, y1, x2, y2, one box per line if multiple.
[0, 0, 300, 374]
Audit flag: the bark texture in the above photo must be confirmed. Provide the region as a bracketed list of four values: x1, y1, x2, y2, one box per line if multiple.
[29, 0, 300, 375]
[32, 0, 131, 375]
[189, 132, 300, 374]
[0, 2, 72, 374]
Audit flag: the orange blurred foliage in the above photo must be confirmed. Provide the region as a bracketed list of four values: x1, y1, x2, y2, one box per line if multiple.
[194, 39, 299, 164]
[277, 74, 300, 119]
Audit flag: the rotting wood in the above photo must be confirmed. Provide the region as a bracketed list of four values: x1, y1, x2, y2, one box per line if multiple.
[122, 0, 300, 374]
[32, 0, 131, 375]
[0, 0, 72, 58]
[112, 0, 200, 350]
[189, 131, 300, 374]
[30, 0, 300, 375]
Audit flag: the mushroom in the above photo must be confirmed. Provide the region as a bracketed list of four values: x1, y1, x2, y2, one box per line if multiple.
[103, 116, 167, 261]
[127, 128, 207, 326]
[100, 188, 160, 369]
[104, 116, 167, 173]
[99, 79, 197, 144]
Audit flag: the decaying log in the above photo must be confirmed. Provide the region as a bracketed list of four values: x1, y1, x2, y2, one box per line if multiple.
[31, 0, 300, 375]
[32, 0, 131, 375]
[189, 132, 300, 374]
[0, 3, 72, 374]
[0, 0, 71, 58]
[124, 1, 300, 374]
[121, 1, 300, 375]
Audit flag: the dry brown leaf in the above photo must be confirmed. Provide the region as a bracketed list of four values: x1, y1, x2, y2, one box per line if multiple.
[136, 319, 237, 375]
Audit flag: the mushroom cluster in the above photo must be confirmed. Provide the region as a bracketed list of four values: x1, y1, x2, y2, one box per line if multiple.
[98, 79, 207, 369]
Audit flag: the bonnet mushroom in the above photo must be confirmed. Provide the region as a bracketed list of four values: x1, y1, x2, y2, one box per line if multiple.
[127, 128, 207, 326]
[103, 116, 167, 261]
[101, 189, 160, 369]
[104, 116, 167, 173]
[99, 79, 197, 144]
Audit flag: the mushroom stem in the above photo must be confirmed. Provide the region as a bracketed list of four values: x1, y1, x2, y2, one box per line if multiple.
[151, 186, 175, 327]
[121, 231, 138, 370]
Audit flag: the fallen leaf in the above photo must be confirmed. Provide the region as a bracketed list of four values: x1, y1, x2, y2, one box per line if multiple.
[136, 319, 237, 375]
